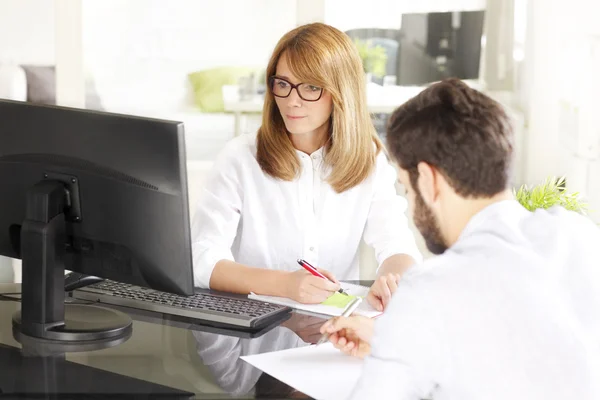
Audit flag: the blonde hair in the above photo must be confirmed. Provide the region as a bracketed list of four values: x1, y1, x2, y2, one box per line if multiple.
[256, 23, 383, 193]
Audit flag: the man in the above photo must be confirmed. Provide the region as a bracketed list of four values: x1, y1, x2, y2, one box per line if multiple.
[321, 78, 600, 399]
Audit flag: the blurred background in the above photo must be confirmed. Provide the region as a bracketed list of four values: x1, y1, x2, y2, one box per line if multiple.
[1, 0, 598, 280]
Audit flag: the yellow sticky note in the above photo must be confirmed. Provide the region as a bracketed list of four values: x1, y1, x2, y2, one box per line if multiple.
[321, 292, 358, 308]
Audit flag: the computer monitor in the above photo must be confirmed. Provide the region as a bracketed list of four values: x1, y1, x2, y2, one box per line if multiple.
[398, 10, 485, 85]
[0, 99, 193, 343]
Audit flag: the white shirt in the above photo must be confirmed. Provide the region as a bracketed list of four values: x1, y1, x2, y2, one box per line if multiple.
[191, 134, 421, 289]
[351, 200, 600, 400]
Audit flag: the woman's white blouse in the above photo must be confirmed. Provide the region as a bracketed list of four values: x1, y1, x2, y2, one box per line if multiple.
[191, 134, 421, 289]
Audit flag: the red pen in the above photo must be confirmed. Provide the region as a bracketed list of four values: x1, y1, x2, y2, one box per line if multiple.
[297, 259, 347, 295]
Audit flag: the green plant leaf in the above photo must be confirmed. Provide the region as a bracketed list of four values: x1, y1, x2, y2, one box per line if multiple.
[353, 38, 388, 78]
[514, 176, 589, 214]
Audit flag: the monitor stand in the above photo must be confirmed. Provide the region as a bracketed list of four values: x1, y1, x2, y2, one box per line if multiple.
[12, 179, 132, 343]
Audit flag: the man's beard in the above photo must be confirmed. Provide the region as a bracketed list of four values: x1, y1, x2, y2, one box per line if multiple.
[413, 188, 448, 255]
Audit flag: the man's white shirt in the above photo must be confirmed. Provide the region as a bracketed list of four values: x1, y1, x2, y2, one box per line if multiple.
[351, 200, 600, 400]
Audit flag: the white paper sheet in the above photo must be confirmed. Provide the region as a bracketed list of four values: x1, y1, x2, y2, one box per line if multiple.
[241, 343, 363, 400]
[248, 282, 382, 318]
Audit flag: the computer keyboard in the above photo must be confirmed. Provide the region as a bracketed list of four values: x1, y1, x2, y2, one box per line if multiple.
[71, 280, 291, 329]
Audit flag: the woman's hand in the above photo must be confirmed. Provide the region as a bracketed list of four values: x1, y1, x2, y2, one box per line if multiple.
[320, 315, 374, 359]
[367, 273, 401, 311]
[284, 269, 340, 304]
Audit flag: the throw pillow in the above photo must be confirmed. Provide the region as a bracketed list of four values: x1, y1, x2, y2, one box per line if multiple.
[188, 66, 260, 113]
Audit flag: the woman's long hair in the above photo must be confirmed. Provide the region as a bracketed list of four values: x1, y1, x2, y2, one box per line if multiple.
[256, 22, 382, 193]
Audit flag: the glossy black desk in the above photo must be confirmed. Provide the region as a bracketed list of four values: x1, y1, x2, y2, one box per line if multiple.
[0, 282, 373, 399]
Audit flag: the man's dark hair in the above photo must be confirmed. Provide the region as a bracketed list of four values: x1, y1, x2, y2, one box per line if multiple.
[386, 78, 514, 197]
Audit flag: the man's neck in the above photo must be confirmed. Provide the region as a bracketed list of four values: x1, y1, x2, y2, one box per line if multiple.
[444, 190, 514, 246]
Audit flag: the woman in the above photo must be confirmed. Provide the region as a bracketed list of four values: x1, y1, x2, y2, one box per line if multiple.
[191, 23, 421, 311]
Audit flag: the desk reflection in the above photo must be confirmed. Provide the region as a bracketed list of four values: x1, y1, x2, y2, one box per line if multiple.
[192, 312, 328, 398]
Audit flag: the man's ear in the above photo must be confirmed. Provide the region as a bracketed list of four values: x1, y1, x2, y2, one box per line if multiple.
[416, 162, 439, 205]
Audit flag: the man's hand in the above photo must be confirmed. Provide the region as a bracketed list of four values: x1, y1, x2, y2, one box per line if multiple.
[284, 269, 340, 304]
[367, 273, 401, 311]
[320, 315, 374, 359]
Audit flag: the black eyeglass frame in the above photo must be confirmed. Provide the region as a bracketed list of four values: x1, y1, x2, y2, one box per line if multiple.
[268, 76, 324, 102]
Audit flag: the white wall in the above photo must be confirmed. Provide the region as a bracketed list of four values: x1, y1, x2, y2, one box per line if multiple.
[82, 0, 297, 112]
[0, 0, 55, 64]
[523, 0, 600, 222]
[55, 0, 85, 108]
[296, 0, 325, 25]
[324, 0, 486, 31]
[0, 0, 297, 112]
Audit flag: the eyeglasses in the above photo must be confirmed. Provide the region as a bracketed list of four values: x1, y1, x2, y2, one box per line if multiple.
[269, 76, 324, 102]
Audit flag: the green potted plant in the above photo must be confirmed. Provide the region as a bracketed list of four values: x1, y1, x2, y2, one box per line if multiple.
[353, 39, 388, 81]
[514, 176, 589, 215]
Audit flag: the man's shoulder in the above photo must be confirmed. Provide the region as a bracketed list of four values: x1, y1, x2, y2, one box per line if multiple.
[521, 206, 600, 253]
[389, 251, 476, 312]
[543, 206, 599, 232]
[400, 252, 461, 287]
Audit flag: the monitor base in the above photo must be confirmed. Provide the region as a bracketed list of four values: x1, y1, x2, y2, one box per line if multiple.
[13, 304, 132, 343]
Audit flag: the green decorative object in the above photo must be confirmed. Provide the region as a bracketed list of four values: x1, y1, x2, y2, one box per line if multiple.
[514, 176, 589, 214]
[353, 39, 388, 78]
